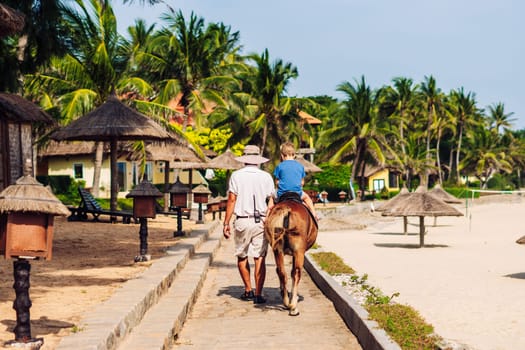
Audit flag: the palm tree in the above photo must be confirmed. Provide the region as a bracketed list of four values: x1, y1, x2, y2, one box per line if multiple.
[419, 75, 444, 187]
[380, 77, 419, 183]
[243, 48, 298, 160]
[25, 0, 148, 197]
[448, 87, 482, 184]
[460, 123, 512, 189]
[137, 10, 242, 129]
[0, 0, 68, 92]
[325, 76, 386, 200]
[488, 102, 515, 134]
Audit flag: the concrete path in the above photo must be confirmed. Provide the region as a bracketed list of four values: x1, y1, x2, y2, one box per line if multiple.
[171, 236, 362, 350]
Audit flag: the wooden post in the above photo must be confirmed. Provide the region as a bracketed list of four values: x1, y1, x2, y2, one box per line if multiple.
[419, 216, 425, 247]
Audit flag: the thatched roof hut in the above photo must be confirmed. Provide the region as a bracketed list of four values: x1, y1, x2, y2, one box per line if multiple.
[0, 93, 54, 123]
[0, 175, 69, 216]
[0, 3, 24, 37]
[0, 93, 54, 190]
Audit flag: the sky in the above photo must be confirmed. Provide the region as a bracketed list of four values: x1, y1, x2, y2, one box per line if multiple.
[113, 0, 525, 130]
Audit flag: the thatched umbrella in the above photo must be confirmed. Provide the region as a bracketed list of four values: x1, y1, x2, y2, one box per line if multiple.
[296, 155, 323, 173]
[375, 186, 410, 212]
[381, 186, 463, 247]
[206, 149, 243, 170]
[0, 175, 69, 216]
[429, 184, 462, 204]
[51, 96, 173, 212]
[375, 186, 411, 233]
[0, 4, 24, 37]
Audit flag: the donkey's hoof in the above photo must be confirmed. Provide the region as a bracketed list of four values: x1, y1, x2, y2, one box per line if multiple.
[289, 309, 300, 316]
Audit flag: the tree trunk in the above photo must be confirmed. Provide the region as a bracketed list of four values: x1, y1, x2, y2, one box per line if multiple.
[455, 125, 464, 185]
[91, 141, 104, 197]
[436, 128, 443, 184]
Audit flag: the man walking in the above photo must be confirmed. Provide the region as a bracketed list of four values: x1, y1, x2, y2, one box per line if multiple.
[222, 145, 275, 304]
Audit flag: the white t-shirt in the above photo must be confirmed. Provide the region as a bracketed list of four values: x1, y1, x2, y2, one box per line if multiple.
[228, 165, 275, 217]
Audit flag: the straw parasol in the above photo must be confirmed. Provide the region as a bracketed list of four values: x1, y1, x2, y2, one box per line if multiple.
[375, 186, 410, 212]
[429, 184, 462, 204]
[381, 186, 463, 247]
[206, 149, 243, 170]
[51, 96, 173, 212]
[0, 175, 69, 216]
[0, 4, 24, 37]
[296, 155, 323, 173]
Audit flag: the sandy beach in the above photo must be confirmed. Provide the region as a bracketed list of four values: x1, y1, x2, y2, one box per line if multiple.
[316, 195, 525, 350]
[1, 195, 524, 349]
[0, 214, 193, 349]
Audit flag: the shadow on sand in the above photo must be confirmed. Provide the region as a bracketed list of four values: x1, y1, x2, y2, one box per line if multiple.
[374, 243, 449, 249]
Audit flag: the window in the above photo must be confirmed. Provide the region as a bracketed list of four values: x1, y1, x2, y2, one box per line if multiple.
[145, 161, 153, 182]
[373, 178, 385, 192]
[117, 162, 126, 191]
[73, 163, 83, 179]
[389, 172, 398, 188]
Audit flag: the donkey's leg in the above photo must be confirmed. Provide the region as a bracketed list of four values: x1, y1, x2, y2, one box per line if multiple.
[288, 251, 304, 316]
[273, 248, 289, 307]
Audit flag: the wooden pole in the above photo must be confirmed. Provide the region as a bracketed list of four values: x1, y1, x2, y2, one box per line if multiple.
[419, 216, 425, 247]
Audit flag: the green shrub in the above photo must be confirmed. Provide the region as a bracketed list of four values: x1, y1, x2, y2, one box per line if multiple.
[487, 173, 515, 190]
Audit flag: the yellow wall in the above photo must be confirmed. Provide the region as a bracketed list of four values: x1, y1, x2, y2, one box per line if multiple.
[367, 168, 399, 192]
[47, 157, 207, 198]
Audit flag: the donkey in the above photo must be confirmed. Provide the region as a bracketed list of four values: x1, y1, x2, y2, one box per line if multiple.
[264, 193, 318, 316]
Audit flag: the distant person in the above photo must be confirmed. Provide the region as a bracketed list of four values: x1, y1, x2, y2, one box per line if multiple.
[271, 142, 318, 219]
[223, 145, 275, 304]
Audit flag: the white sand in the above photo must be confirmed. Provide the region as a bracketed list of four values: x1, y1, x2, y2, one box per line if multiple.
[316, 197, 525, 350]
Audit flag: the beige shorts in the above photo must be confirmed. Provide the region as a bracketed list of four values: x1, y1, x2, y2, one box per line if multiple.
[233, 218, 268, 258]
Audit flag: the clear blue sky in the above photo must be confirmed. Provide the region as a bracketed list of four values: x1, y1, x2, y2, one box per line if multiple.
[113, 0, 524, 130]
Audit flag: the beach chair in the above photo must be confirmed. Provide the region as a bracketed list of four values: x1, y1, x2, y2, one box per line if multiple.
[68, 187, 134, 224]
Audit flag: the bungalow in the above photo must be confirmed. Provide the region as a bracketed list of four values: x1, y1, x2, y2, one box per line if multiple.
[356, 165, 401, 193]
[37, 141, 208, 198]
[0, 93, 54, 191]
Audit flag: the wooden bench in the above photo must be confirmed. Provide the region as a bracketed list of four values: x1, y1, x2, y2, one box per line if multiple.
[68, 187, 135, 224]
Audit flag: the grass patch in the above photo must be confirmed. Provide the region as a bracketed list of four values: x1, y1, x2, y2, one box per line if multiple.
[310, 252, 355, 275]
[311, 250, 440, 349]
[367, 303, 440, 350]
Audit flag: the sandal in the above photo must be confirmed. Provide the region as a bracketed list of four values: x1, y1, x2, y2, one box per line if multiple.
[240, 290, 255, 301]
[253, 295, 266, 304]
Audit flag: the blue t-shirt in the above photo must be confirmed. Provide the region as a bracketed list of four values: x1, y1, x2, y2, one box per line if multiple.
[273, 159, 305, 197]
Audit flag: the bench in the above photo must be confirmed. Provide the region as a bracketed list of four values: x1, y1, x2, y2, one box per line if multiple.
[68, 187, 135, 224]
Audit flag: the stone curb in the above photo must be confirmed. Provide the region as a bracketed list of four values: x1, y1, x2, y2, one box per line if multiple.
[305, 252, 402, 350]
[55, 221, 220, 350]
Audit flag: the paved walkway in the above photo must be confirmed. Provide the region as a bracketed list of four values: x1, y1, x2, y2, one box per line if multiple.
[171, 236, 362, 350]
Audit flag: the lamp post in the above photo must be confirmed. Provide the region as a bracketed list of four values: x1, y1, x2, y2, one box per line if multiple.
[192, 184, 211, 224]
[126, 180, 163, 262]
[168, 176, 190, 237]
[0, 175, 69, 349]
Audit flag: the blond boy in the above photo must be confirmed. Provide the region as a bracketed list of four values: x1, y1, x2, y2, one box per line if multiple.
[271, 142, 318, 219]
